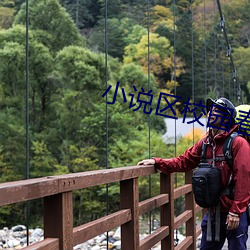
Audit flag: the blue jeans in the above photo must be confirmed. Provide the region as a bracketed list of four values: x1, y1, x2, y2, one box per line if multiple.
[200, 211, 249, 250]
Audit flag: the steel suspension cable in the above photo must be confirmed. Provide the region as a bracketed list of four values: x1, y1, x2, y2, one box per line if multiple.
[229, 64, 231, 100]
[76, 0, 79, 27]
[104, 0, 109, 248]
[216, 0, 242, 104]
[218, 28, 225, 96]
[191, 0, 195, 145]
[204, 0, 207, 98]
[173, 0, 177, 161]
[25, 0, 30, 245]
[213, 0, 217, 95]
[172, 0, 179, 245]
[147, 0, 152, 234]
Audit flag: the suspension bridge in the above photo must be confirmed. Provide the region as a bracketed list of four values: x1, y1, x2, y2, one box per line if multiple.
[0, 165, 202, 249]
[0, 0, 249, 249]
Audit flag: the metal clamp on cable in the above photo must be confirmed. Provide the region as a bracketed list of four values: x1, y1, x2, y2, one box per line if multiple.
[220, 15, 225, 32]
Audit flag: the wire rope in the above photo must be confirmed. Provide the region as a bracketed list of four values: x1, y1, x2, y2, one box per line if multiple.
[191, 0, 195, 145]
[204, 0, 207, 98]
[173, 0, 177, 165]
[229, 64, 231, 100]
[147, 0, 152, 234]
[215, 0, 242, 104]
[218, 17, 225, 97]
[222, 62, 225, 97]
[104, 0, 109, 248]
[25, 0, 30, 245]
[213, 0, 218, 97]
[76, 0, 79, 27]
[172, 0, 179, 245]
[218, 27, 225, 96]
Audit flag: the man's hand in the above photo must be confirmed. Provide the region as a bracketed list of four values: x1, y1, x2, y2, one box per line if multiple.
[137, 159, 155, 166]
[226, 213, 240, 230]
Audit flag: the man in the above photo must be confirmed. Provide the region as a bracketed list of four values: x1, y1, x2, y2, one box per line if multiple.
[138, 97, 250, 250]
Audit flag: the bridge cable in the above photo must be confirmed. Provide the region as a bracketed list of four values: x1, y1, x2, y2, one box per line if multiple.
[191, 0, 195, 145]
[216, 10, 225, 97]
[76, 0, 79, 27]
[172, 0, 179, 245]
[213, 0, 218, 97]
[204, 0, 207, 98]
[228, 64, 231, 100]
[218, 24, 225, 97]
[173, 0, 177, 180]
[104, 0, 109, 248]
[25, 0, 30, 245]
[215, 0, 242, 104]
[147, 0, 152, 234]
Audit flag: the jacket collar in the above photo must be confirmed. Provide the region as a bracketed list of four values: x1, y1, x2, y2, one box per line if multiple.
[206, 124, 239, 143]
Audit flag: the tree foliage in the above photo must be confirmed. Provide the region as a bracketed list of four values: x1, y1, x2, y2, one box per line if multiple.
[14, 0, 84, 52]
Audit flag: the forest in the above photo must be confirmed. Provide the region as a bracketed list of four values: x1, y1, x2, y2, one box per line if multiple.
[0, 0, 249, 228]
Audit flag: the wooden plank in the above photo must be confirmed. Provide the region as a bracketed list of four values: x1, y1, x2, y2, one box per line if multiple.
[22, 238, 59, 250]
[174, 210, 192, 229]
[140, 226, 169, 250]
[161, 173, 174, 250]
[185, 172, 196, 250]
[139, 194, 169, 215]
[0, 177, 59, 206]
[73, 209, 131, 245]
[120, 178, 140, 250]
[0, 166, 156, 206]
[175, 236, 193, 250]
[44, 192, 73, 250]
[174, 184, 192, 199]
[58, 165, 156, 192]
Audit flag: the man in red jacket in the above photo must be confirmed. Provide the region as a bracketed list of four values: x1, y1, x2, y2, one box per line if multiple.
[138, 97, 250, 250]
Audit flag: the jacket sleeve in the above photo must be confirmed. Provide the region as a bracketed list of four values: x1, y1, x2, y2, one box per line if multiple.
[153, 139, 203, 174]
[230, 136, 250, 215]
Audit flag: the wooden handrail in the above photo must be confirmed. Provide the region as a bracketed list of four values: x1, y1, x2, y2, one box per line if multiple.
[0, 165, 156, 206]
[0, 165, 203, 250]
[73, 209, 132, 245]
[23, 238, 59, 250]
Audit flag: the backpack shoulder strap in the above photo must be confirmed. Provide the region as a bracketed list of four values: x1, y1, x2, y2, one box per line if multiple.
[200, 142, 207, 162]
[223, 132, 239, 170]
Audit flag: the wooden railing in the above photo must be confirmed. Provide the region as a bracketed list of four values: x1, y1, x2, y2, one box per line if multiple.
[0, 165, 204, 250]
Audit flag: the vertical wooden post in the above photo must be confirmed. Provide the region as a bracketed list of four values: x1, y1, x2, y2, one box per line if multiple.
[44, 192, 73, 250]
[120, 178, 139, 250]
[161, 173, 174, 250]
[185, 171, 196, 250]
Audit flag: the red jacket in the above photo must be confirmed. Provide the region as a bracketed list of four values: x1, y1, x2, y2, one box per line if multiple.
[154, 125, 250, 216]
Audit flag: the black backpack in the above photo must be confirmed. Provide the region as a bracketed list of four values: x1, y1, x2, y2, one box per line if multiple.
[192, 132, 238, 208]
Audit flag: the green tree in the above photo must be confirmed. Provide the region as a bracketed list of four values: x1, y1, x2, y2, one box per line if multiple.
[149, 5, 174, 32]
[0, 7, 15, 29]
[0, 25, 55, 132]
[124, 32, 185, 89]
[87, 17, 137, 60]
[14, 0, 84, 52]
[0, 39, 28, 180]
[61, 0, 101, 28]
[30, 141, 57, 177]
[118, 63, 165, 132]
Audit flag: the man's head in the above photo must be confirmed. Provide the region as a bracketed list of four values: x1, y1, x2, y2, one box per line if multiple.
[206, 97, 236, 130]
[206, 97, 236, 118]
